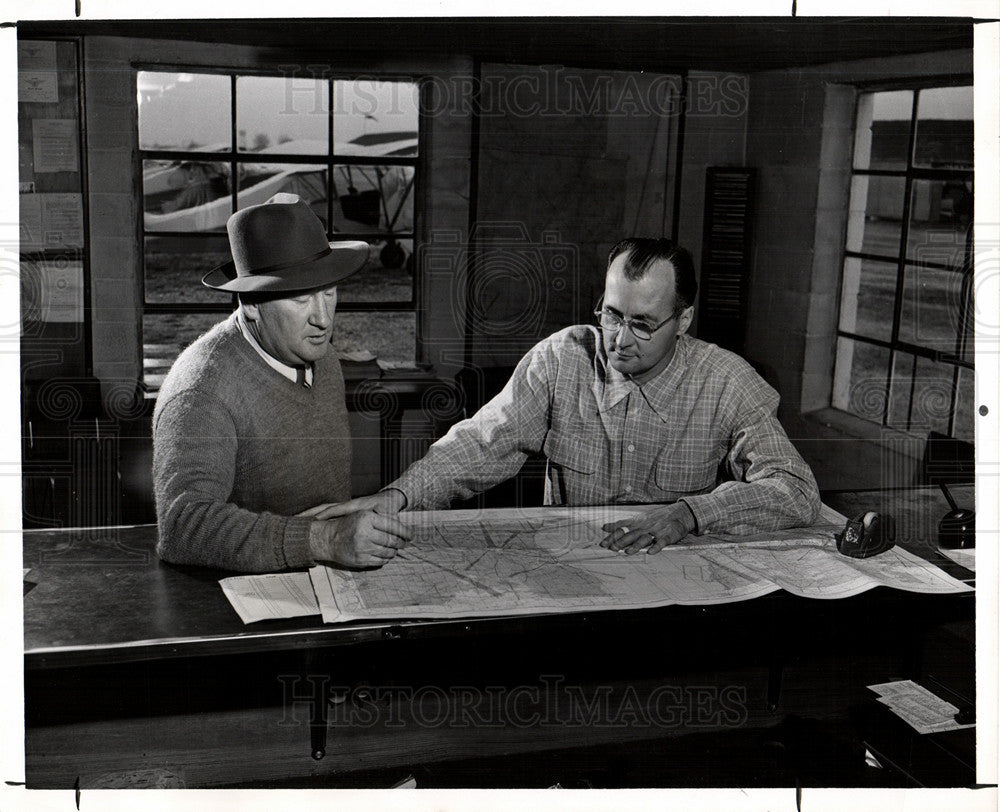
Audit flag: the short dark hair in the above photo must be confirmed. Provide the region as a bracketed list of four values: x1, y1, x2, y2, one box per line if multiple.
[607, 238, 697, 309]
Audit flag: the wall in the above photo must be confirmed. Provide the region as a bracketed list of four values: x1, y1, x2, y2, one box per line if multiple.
[470, 63, 682, 366]
[674, 70, 750, 340]
[743, 49, 973, 489]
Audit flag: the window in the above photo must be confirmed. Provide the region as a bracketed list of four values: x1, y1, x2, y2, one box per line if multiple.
[137, 70, 420, 391]
[832, 84, 973, 440]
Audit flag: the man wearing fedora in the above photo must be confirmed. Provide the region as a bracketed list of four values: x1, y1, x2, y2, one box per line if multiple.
[153, 193, 411, 573]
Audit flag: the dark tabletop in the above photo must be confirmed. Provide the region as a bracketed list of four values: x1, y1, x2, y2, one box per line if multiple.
[24, 486, 975, 669]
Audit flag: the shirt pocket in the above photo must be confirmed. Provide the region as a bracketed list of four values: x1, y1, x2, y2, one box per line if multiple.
[653, 451, 719, 495]
[543, 431, 600, 474]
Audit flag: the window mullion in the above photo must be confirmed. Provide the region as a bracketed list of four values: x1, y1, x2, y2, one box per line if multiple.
[327, 79, 334, 238]
[882, 91, 921, 426]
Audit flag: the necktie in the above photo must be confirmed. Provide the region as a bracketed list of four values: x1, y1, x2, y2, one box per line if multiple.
[295, 366, 309, 387]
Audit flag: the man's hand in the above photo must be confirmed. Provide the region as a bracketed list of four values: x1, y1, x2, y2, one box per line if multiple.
[600, 502, 697, 555]
[309, 509, 412, 568]
[299, 488, 407, 521]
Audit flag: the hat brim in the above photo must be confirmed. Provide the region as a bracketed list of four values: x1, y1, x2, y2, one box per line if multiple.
[202, 241, 371, 293]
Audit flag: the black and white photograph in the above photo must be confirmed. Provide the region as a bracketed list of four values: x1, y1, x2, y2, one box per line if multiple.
[2, 3, 997, 810]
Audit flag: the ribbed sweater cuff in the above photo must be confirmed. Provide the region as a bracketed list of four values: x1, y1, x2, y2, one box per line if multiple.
[281, 516, 317, 569]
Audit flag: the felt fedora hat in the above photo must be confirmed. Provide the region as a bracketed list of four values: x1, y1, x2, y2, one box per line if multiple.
[202, 193, 370, 293]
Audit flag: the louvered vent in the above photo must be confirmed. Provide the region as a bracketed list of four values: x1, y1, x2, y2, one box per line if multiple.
[697, 168, 755, 353]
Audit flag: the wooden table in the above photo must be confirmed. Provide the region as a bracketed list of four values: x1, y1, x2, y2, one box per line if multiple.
[23, 489, 976, 789]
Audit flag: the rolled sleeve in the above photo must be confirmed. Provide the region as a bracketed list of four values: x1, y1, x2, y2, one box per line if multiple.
[390, 343, 555, 510]
[680, 381, 820, 534]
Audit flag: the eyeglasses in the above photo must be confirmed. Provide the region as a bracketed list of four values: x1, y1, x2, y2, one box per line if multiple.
[593, 296, 684, 341]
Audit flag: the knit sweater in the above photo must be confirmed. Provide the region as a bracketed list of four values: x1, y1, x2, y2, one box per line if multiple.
[152, 313, 352, 572]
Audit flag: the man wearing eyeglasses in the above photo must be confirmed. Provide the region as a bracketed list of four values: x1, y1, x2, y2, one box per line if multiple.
[311, 237, 820, 554]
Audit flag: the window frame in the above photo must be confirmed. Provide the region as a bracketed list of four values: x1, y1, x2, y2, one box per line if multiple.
[834, 75, 974, 439]
[135, 63, 426, 386]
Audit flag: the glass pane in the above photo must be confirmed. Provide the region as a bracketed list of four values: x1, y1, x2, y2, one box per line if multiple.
[898, 264, 964, 351]
[954, 366, 974, 441]
[236, 75, 328, 155]
[909, 356, 956, 435]
[144, 235, 233, 305]
[845, 174, 904, 257]
[854, 90, 913, 171]
[331, 311, 415, 364]
[914, 86, 973, 170]
[907, 178, 973, 259]
[832, 336, 890, 423]
[961, 286, 974, 363]
[887, 351, 916, 431]
[143, 312, 231, 392]
[236, 163, 328, 222]
[334, 80, 419, 156]
[143, 160, 232, 232]
[332, 164, 415, 234]
[138, 72, 231, 152]
[838, 257, 896, 342]
[338, 239, 414, 303]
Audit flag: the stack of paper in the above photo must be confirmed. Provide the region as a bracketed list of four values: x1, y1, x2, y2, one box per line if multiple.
[868, 680, 975, 734]
[219, 572, 320, 624]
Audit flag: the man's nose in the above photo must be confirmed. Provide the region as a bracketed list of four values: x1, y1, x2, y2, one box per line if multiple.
[614, 322, 638, 348]
[308, 294, 333, 326]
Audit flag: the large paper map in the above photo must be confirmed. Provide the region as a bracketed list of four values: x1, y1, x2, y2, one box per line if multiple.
[309, 505, 972, 624]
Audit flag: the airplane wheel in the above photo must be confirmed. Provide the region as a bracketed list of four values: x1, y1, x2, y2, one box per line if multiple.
[380, 241, 406, 269]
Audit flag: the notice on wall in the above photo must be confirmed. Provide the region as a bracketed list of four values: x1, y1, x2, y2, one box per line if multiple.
[19, 72, 59, 104]
[37, 260, 85, 323]
[18, 41, 57, 70]
[19, 195, 43, 250]
[19, 193, 84, 251]
[32, 119, 79, 173]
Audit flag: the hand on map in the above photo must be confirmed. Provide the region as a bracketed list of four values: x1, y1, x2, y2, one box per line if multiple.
[600, 502, 697, 555]
[308, 509, 412, 568]
[299, 488, 408, 521]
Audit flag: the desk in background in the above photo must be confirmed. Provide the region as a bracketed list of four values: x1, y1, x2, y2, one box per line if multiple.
[24, 488, 975, 789]
[21, 374, 458, 530]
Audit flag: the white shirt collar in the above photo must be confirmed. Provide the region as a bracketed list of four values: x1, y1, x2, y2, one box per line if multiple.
[236, 311, 313, 387]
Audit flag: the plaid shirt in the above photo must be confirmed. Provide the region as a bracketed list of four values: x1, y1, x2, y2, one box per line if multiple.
[392, 327, 820, 534]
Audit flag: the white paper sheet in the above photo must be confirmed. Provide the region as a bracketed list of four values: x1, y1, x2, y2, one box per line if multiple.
[868, 679, 976, 734]
[20, 192, 85, 251]
[937, 546, 976, 572]
[219, 571, 320, 624]
[32, 119, 79, 173]
[19, 72, 59, 104]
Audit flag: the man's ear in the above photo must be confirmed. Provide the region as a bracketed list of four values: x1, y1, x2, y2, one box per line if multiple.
[677, 305, 694, 336]
[241, 301, 260, 322]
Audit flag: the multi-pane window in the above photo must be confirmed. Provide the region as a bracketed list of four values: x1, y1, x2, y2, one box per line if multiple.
[137, 70, 420, 391]
[833, 84, 974, 440]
